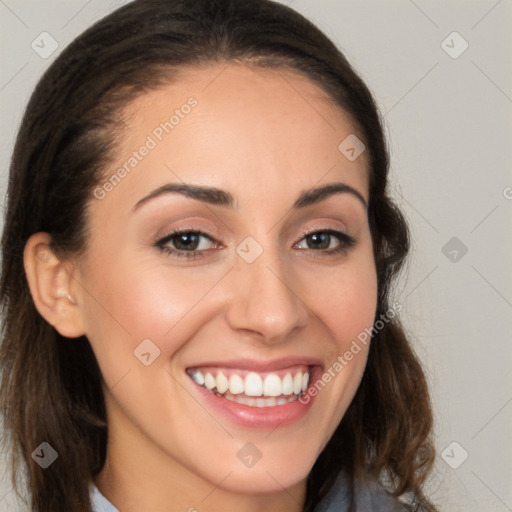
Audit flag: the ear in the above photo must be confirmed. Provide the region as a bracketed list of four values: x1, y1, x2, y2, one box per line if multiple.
[23, 232, 86, 338]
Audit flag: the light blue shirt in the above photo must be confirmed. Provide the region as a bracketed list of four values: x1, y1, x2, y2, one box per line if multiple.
[90, 472, 407, 512]
[90, 483, 119, 512]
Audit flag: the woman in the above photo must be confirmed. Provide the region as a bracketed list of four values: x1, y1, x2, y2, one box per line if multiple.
[0, 1, 437, 511]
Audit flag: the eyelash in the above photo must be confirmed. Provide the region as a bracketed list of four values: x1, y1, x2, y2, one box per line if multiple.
[154, 228, 356, 260]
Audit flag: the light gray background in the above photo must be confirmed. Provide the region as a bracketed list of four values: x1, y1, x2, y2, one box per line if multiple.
[1, 1, 511, 511]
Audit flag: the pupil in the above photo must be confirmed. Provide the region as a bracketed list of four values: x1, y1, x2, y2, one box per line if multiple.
[176, 233, 198, 250]
[309, 233, 329, 249]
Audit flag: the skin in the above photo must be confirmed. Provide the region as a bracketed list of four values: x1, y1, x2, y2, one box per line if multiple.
[24, 64, 378, 512]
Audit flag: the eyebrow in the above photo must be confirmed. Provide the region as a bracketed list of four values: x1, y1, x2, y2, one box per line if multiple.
[131, 181, 367, 212]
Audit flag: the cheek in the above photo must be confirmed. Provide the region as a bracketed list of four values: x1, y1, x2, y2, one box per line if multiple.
[299, 253, 377, 428]
[328, 278, 378, 343]
[305, 255, 378, 346]
[117, 263, 231, 343]
[78, 251, 225, 377]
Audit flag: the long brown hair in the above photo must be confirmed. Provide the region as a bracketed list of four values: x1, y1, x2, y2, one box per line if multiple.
[0, 1, 436, 511]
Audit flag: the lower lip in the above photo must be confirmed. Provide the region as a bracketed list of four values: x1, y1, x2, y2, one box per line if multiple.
[188, 371, 319, 430]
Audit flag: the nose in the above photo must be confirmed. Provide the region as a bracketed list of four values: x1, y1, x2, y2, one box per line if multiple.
[224, 249, 309, 344]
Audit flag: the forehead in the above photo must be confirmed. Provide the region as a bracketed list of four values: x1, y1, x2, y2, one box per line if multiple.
[100, 63, 369, 211]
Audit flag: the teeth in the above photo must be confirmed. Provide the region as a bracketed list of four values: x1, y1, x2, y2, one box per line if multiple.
[188, 368, 311, 401]
[255, 397, 271, 408]
[293, 372, 302, 395]
[282, 373, 294, 395]
[263, 374, 282, 397]
[190, 369, 205, 386]
[224, 392, 298, 407]
[204, 372, 216, 390]
[302, 372, 309, 391]
[229, 374, 244, 395]
[216, 372, 229, 394]
[244, 372, 263, 396]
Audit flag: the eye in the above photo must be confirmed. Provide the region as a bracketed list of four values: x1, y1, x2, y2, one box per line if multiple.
[294, 229, 356, 255]
[154, 228, 356, 261]
[155, 229, 220, 259]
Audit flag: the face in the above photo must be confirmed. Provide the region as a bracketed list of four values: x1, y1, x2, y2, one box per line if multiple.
[73, 64, 377, 500]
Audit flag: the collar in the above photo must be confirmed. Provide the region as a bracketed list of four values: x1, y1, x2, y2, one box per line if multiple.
[90, 472, 406, 512]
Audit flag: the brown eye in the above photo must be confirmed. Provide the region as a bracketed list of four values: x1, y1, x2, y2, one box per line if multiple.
[155, 230, 220, 259]
[304, 233, 331, 250]
[295, 229, 356, 254]
[172, 232, 202, 251]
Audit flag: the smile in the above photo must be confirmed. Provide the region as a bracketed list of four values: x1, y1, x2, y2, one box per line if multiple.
[187, 366, 311, 408]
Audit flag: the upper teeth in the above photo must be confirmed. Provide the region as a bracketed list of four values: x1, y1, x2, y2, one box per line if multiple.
[188, 369, 310, 397]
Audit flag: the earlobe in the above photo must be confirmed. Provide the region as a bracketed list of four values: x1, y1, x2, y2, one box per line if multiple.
[23, 232, 85, 338]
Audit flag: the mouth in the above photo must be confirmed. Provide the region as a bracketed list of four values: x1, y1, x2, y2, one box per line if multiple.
[184, 359, 321, 429]
[186, 365, 311, 408]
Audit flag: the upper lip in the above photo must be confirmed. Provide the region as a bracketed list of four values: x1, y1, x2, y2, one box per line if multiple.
[186, 357, 323, 373]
